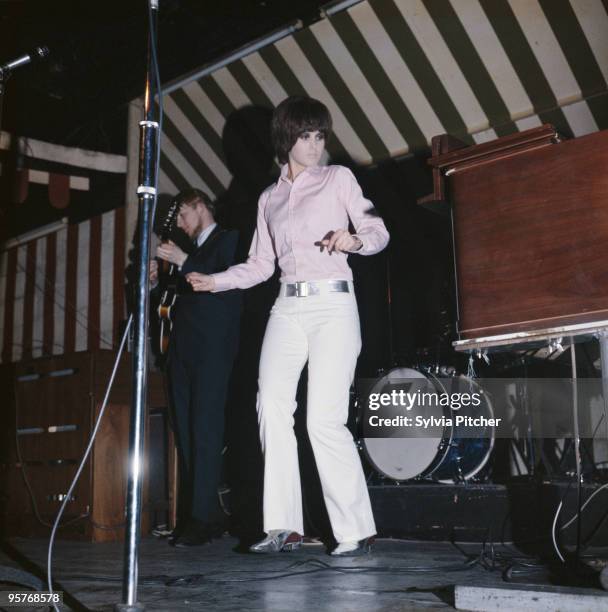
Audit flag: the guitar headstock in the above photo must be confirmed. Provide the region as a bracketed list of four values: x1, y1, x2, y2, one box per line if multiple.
[160, 199, 179, 242]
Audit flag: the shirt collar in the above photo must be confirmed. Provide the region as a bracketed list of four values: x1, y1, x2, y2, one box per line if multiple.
[196, 222, 217, 248]
[274, 163, 324, 191]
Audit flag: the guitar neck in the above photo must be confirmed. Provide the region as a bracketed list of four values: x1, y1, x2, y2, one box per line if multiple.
[157, 239, 177, 285]
[159, 256, 173, 275]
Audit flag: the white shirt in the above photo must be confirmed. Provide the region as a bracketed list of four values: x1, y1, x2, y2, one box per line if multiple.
[212, 165, 389, 291]
[196, 222, 217, 248]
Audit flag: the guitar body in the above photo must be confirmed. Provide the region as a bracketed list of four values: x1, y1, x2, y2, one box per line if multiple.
[158, 260, 178, 354]
[156, 201, 179, 355]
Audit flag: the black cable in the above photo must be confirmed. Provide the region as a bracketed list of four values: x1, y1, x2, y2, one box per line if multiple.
[0, 566, 45, 591]
[46, 314, 133, 611]
[53, 554, 482, 588]
[575, 505, 608, 552]
[148, 0, 163, 226]
[44, 540, 560, 591]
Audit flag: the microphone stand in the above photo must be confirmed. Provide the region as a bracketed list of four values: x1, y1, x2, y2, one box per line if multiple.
[0, 47, 49, 133]
[115, 2, 159, 610]
[0, 69, 6, 135]
[0, 65, 12, 213]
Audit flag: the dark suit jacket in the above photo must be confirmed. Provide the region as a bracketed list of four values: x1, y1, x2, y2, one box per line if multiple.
[169, 225, 242, 359]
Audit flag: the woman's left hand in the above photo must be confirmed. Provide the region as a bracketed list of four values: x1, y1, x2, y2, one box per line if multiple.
[186, 272, 216, 292]
[319, 229, 362, 253]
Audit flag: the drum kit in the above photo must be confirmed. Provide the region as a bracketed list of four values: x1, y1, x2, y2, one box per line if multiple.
[356, 365, 495, 484]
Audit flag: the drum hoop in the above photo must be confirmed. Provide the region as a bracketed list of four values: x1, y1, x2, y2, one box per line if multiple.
[360, 367, 451, 482]
[359, 369, 497, 483]
[359, 438, 410, 483]
[416, 372, 455, 479]
[433, 377, 496, 483]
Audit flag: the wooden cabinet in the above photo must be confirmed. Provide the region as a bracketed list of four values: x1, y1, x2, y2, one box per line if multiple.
[0, 350, 169, 542]
[421, 126, 608, 346]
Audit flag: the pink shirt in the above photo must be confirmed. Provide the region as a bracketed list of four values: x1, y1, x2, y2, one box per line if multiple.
[211, 164, 390, 291]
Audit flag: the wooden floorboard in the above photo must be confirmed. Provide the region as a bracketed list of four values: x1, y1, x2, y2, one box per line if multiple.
[0, 536, 606, 611]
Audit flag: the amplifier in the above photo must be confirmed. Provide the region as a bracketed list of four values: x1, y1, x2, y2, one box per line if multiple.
[0, 350, 168, 542]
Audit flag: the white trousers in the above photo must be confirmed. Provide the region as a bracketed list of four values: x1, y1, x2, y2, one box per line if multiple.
[256, 284, 376, 543]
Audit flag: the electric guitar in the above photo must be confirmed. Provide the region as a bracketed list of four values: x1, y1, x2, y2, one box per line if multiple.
[157, 200, 179, 354]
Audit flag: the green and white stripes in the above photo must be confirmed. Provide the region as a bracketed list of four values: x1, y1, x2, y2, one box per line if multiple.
[153, 0, 608, 197]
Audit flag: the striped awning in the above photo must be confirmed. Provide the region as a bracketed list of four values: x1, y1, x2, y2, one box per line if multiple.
[0, 207, 127, 363]
[151, 0, 608, 199]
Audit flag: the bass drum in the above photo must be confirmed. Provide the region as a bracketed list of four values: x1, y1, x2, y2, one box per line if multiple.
[361, 367, 495, 484]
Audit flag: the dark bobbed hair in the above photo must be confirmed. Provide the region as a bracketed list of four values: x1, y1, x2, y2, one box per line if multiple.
[175, 187, 216, 217]
[271, 96, 332, 164]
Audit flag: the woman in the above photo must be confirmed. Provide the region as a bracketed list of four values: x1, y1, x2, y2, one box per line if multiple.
[187, 96, 389, 556]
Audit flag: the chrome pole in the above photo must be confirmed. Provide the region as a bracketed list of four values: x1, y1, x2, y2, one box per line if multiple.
[116, 2, 159, 610]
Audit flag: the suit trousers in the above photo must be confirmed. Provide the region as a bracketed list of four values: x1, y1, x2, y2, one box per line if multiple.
[168, 340, 235, 525]
[257, 284, 376, 543]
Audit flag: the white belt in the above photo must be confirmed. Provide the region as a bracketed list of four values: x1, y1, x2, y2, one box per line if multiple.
[280, 279, 351, 298]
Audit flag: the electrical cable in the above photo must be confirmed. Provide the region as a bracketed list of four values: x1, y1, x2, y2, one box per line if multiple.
[52, 544, 553, 588]
[548, 344, 608, 564]
[547, 474, 608, 563]
[46, 555, 481, 588]
[13, 377, 90, 531]
[552, 500, 566, 563]
[0, 566, 45, 592]
[560, 482, 608, 531]
[46, 314, 132, 611]
[9, 6, 163, 610]
[37, 539, 555, 594]
[547, 373, 608, 552]
[476, 538, 551, 583]
[149, 0, 163, 228]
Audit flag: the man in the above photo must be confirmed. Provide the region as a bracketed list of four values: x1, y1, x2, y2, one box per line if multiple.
[150, 188, 241, 546]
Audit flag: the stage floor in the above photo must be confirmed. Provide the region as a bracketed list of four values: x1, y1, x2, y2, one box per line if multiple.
[0, 535, 606, 611]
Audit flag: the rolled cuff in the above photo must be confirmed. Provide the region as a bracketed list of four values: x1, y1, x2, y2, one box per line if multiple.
[352, 228, 390, 256]
[210, 272, 234, 292]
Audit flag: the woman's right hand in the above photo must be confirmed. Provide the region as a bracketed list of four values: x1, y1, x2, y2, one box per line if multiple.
[186, 272, 215, 292]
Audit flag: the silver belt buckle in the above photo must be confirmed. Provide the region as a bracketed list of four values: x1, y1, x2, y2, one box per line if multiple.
[295, 281, 308, 297]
